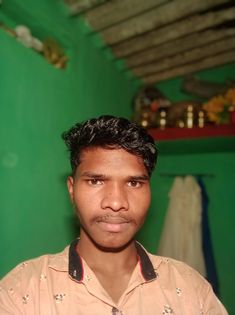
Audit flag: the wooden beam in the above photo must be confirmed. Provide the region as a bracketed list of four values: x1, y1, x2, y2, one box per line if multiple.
[126, 28, 235, 68]
[84, 0, 168, 31]
[102, 0, 230, 45]
[143, 50, 235, 84]
[112, 7, 235, 57]
[132, 37, 235, 77]
[64, 0, 107, 15]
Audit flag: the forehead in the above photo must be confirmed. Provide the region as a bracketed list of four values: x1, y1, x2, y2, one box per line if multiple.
[77, 147, 147, 175]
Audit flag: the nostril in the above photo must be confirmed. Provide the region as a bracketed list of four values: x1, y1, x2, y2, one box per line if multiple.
[101, 184, 129, 211]
[101, 194, 128, 211]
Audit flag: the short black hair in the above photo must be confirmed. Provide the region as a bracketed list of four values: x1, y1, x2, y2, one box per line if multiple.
[62, 115, 157, 176]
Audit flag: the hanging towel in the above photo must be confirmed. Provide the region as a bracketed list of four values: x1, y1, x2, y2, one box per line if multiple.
[157, 176, 206, 276]
[197, 178, 219, 296]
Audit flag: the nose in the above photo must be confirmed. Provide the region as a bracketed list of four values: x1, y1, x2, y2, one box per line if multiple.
[101, 183, 129, 212]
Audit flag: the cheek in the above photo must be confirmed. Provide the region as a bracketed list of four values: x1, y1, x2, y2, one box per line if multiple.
[144, 189, 151, 207]
[136, 187, 151, 205]
[73, 185, 94, 206]
[131, 189, 151, 219]
[73, 193, 90, 218]
[73, 189, 100, 221]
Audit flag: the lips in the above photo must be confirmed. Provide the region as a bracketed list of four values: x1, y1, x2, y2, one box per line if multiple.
[96, 215, 131, 232]
[97, 216, 130, 224]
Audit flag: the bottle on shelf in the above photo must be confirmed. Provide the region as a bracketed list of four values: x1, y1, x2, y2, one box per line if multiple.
[198, 110, 205, 128]
[186, 105, 194, 128]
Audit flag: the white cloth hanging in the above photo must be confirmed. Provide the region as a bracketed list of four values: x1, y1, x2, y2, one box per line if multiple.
[157, 176, 206, 276]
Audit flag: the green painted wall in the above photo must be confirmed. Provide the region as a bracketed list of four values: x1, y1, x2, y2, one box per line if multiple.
[0, 0, 139, 278]
[1, 0, 234, 313]
[156, 63, 235, 102]
[137, 65, 235, 314]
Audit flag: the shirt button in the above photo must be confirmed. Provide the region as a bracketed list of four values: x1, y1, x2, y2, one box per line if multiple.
[85, 274, 92, 281]
[112, 307, 123, 314]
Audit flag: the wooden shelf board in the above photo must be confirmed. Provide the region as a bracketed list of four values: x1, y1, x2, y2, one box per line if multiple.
[148, 125, 235, 155]
[148, 124, 235, 141]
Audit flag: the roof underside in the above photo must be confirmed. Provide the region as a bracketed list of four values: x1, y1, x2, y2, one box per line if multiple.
[64, 0, 235, 84]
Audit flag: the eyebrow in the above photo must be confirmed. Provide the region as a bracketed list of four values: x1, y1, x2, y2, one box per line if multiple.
[80, 172, 149, 181]
[80, 172, 108, 179]
[128, 175, 149, 181]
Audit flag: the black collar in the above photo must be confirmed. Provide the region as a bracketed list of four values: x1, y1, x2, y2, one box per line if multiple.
[69, 239, 157, 282]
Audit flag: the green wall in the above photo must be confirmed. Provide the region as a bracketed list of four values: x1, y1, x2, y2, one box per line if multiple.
[1, 0, 234, 313]
[0, 0, 139, 277]
[156, 63, 235, 102]
[137, 64, 235, 314]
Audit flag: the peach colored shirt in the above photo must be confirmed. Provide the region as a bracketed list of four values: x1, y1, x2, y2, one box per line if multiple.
[0, 240, 228, 315]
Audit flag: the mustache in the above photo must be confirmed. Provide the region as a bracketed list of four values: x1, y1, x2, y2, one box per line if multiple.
[95, 214, 133, 224]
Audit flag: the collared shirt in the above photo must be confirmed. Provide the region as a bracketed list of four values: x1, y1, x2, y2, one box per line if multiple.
[0, 239, 228, 315]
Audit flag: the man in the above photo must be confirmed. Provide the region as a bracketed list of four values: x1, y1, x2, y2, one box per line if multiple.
[0, 115, 228, 314]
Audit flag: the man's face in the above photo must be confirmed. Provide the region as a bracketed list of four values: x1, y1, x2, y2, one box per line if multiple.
[67, 147, 151, 250]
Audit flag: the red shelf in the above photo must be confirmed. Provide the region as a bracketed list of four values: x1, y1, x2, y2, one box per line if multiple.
[148, 124, 235, 141]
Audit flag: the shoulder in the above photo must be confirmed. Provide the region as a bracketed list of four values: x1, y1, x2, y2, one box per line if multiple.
[149, 252, 202, 276]
[148, 253, 199, 275]
[149, 252, 208, 287]
[0, 246, 69, 312]
[0, 245, 69, 293]
[148, 253, 228, 314]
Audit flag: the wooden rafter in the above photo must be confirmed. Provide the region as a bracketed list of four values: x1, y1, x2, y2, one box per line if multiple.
[112, 7, 235, 57]
[132, 37, 235, 77]
[83, 0, 168, 31]
[64, 0, 107, 15]
[101, 0, 231, 45]
[143, 50, 235, 84]
[126, 28, 235, 68]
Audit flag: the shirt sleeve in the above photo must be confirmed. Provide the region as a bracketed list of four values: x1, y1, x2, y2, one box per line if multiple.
[198, 279, 228, 315]
[168, 257, 229, 315]
[0, 268, 25, 315]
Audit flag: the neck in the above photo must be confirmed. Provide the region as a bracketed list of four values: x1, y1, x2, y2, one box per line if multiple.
[77, 232, 138, 273]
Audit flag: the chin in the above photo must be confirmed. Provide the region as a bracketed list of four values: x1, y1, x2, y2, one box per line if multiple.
[92, 235, 134, 252]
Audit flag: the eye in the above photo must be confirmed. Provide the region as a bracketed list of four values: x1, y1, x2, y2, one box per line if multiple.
[87, 179, 103, 186]
[127, 180, 142, 188]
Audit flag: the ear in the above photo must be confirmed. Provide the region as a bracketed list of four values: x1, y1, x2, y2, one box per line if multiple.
[67, 176, 74, 202]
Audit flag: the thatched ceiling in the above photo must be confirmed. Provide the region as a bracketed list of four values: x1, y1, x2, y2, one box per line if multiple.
[64, 0, 235, 84]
